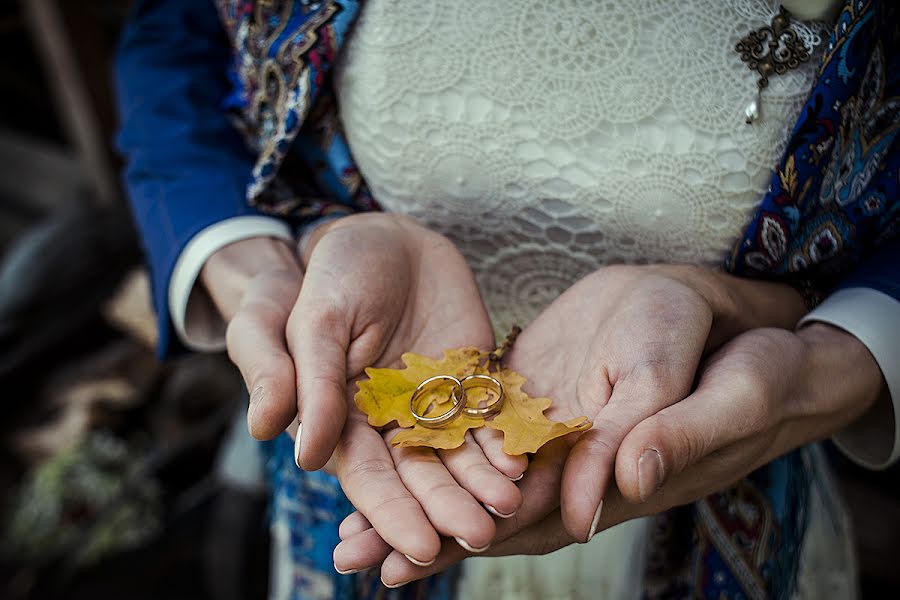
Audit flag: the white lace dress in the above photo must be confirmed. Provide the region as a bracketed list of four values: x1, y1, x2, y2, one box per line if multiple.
[333, 1, 856, 598]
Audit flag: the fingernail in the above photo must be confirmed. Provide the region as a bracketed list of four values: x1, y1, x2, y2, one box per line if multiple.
[587, 500, 604, 542]
[403, 554, 435, 567]
[454, 536, 490, 553]
[485, 504, 516, 519]
[293, 421, 303, 469]
[382, 578, 409, 589]
[334, 564, 359, 575]
[509, 472, 524, 482]
[638, 448, 664, 502]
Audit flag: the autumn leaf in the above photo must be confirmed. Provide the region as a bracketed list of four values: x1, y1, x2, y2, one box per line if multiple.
[354, 347, 484, 428]
[390, 384, 495, 449]
[354, 345, 592, 455]
[487, 367, 592, 455]
[391, 414, 485, 450]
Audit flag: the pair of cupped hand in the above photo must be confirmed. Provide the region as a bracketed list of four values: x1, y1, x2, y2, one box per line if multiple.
[202, 213, 882, 588]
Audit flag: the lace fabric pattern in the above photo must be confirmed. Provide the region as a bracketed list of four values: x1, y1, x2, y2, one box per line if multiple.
[334, 0, 828, 334]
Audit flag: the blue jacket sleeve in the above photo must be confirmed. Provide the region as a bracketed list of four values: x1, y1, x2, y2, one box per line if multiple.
[836, 237, 900, 299]
[114, 0, 281, 356]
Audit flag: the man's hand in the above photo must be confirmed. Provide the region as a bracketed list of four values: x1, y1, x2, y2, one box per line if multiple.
[334, 322, 886, 586]
[505, 264, 807, 543]
[201, 236, 305, 438]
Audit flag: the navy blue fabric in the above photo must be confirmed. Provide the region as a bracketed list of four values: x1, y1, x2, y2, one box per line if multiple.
[114, 0, 288, 356]
[837, 237, 900, 298]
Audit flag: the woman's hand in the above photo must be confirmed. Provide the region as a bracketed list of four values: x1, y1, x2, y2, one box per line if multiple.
[504, 264, 807, 543]
[331, 263, 808, 582]
[292, 214, 527, 564]
[337, 322, 885, 585]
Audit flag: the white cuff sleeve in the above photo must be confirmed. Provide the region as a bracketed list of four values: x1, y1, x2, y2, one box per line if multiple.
[169, 216, 293, 352]
[799, 287, 900, 470]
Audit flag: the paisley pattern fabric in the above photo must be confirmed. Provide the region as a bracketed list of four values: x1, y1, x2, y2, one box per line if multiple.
[213, 1, 899, 599]
[217, 0, 378, 218]
[729, 0, 900, 282]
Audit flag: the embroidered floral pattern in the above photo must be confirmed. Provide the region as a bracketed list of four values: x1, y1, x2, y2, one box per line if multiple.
[730, 0, 900, 285]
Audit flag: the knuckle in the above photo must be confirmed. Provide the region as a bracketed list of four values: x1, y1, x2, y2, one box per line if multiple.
[584, 431, 618, 460]
[670, 420, 707, 469]
[305, 302, 348, 333]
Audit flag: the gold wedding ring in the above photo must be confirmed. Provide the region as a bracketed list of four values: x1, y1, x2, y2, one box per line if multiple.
[410, 375, 466, 428]
[461, 374, 504, 418]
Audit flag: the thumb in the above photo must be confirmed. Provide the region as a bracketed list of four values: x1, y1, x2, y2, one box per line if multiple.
[286, 286, 351, 471]
[225, 270, 303, 439]
[614, 363, 773, 505]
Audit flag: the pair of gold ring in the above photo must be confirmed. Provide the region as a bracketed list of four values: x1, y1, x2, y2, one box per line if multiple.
[409, 374, 505, 428]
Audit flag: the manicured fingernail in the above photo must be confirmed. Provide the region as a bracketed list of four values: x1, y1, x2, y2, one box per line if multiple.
[293, 421, 303, 469]
[588, 500, 604, 541]
[638, 448, 664, 502]
[382, 578, 409, 589]
[485, 504, 516, 519]
[334, 564, 358, 575]
[454, 536, 490, 553]
[509, 472, 524, 482]
[403, 554, 435, 567]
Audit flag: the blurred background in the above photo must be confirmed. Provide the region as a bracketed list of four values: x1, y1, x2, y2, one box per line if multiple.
[0, 2, 267, 599]
[0, 1, 896, 599]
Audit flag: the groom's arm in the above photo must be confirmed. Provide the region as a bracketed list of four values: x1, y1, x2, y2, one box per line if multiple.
[115, 0, 292, 356]
[799, 236, 900, 469]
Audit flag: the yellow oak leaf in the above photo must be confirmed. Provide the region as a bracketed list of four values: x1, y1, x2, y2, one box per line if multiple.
[487, 367, 592, 455]
[354, 347, 485, 428]
[354, 345, 591, 455]
[390, 413, 485, 450]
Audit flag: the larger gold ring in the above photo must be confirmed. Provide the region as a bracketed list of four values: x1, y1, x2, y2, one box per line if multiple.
[410, 375, 466, 428]
[461, 374, 504, 418]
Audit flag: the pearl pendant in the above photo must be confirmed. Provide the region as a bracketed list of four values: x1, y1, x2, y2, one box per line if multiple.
[744, 99, 759, 124]
[745, 89, 762, 124]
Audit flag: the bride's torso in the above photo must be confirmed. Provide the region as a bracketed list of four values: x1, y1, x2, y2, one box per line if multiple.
[329, 3, 851, 598]
[334, 0, 827, 332]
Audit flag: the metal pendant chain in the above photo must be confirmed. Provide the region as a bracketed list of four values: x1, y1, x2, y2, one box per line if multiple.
[735, 5, 812, 124]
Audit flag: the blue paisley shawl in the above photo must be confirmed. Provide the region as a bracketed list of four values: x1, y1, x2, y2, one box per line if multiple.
[214, 1, 900, 598]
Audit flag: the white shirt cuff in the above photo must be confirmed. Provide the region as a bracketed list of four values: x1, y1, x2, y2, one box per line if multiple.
[799, 287, 900, 470]
[169, 216, 293, 352]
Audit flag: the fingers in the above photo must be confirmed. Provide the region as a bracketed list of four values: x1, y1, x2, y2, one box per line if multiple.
[470, 426, 528, 480]
[286, 292, 351, 471]
[333, 416, 442, 565]
[615, 340, 783, 505]
[437, 431, 523, 518]
[560, 376, 679, 542]
[338, 511, 372, 540]
[390, 439, 497, 553]
[225, 271, 302, 440]
[484, 509, 575, 557]
[377, 439, 569, 586]
[333, 528, 393, 575]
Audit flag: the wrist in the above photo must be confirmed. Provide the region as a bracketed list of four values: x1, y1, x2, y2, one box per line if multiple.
[659, 265, 807, 340]
[793, 322, 886, 424]
[200, 236, 301, 322]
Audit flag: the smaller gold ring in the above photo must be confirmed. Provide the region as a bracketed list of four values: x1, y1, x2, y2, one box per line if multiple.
[461, 374, 504, 418]
[410, 375, 466, 428]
